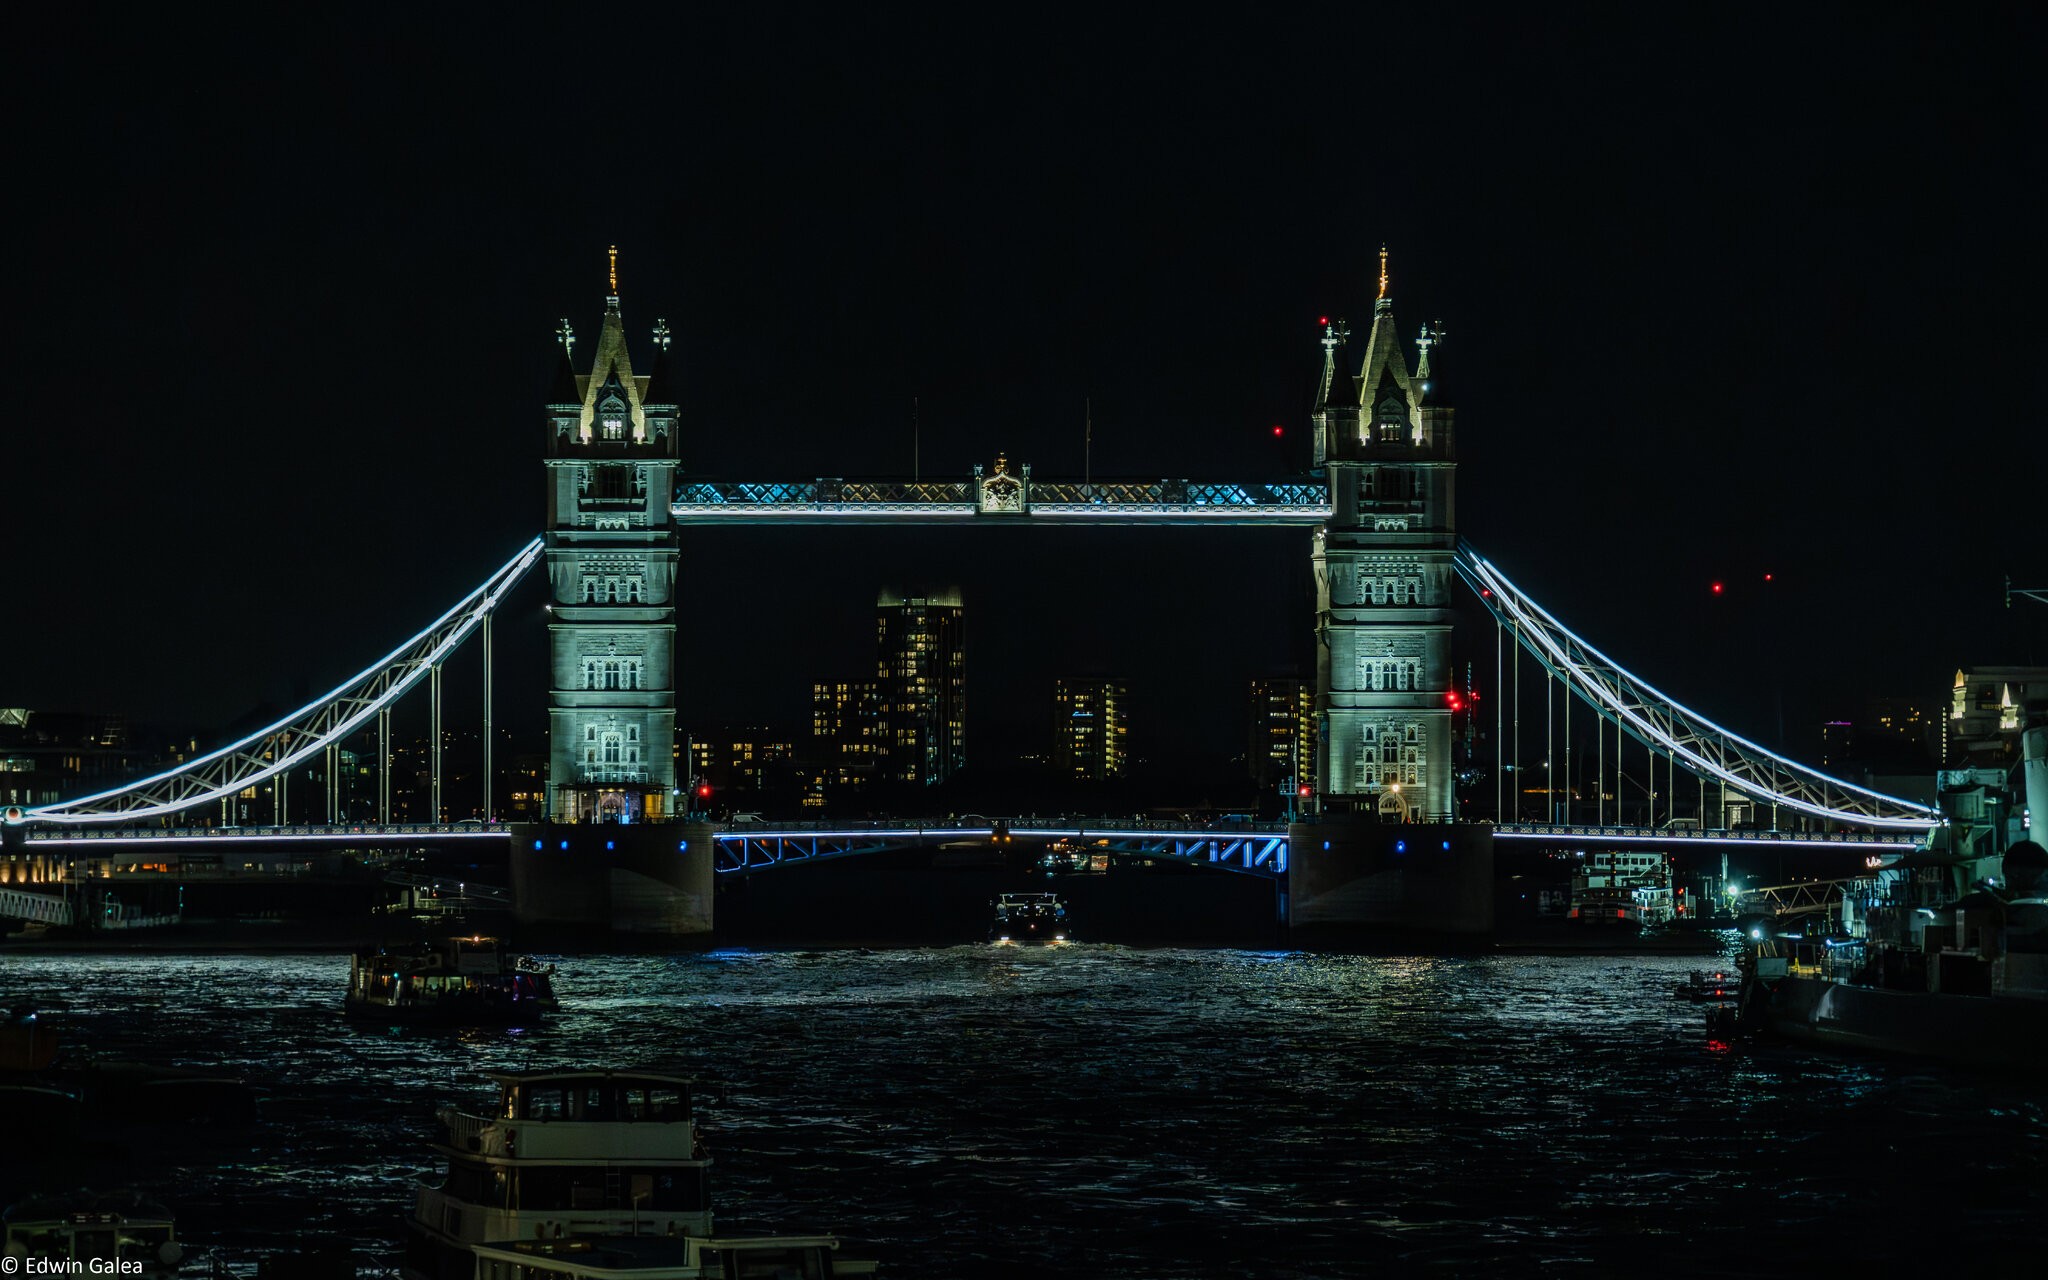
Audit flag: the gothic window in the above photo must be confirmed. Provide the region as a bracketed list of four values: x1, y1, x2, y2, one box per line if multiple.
[1361, 470, 1377, 499]
[601, 732, 623, 764]
[599, 394, 628, 442]
[1375, 396, 1407, 444]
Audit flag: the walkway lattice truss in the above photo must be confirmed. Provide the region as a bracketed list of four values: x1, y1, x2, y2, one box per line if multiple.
[24, 539, 545, 825]
[1454, 542, 1938, 832]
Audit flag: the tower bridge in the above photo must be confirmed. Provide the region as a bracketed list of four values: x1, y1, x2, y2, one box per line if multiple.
[6, 253, 1952, 939]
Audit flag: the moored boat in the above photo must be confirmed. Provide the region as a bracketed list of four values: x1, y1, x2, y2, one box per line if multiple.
[1673, 969, 1737, 1003]
[1734, 724, 2048, 1068]
[346, 936, 559, 1026]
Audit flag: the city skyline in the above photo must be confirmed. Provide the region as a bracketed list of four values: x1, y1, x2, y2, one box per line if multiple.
[5, 11, 2042, 778]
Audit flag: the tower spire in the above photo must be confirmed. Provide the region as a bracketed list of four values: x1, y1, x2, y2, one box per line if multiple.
[1378, 245, 1389, 300]
[608, 245, 619, 298]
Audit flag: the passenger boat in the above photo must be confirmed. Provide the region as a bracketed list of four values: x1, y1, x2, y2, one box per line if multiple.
[1564, 850, 1674, 927]
[402, 1068, 875, 1280]
[1732, 725, 2048, 1068]
[1, 1189, 210, 1279]
[346, 936, 559, 1026]
[989, 892, 1070, 943]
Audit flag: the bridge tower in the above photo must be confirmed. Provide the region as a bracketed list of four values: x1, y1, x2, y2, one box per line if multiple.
[1310, 255, 1457, 821]
[541, 277, 681, 822]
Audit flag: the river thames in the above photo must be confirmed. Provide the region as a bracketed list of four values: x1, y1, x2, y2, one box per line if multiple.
[4, 945, 2042, 1276]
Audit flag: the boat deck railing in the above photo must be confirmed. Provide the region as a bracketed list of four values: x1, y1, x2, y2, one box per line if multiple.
[438, 1106, 492, 1148]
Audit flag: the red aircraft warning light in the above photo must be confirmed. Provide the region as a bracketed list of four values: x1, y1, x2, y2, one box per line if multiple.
[1271, 425, 1285, 438]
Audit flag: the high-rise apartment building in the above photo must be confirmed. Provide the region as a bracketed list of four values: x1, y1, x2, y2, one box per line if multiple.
[809, 680, 886, 789]
[1052, 678, 1129, 781]
[875, 589, 967, 785]
[810, 591, 966, 791]
[1247, 678, 1314, 789]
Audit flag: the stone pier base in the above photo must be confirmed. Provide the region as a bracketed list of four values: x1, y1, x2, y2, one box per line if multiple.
[1286, 820, 1493, 946]
[509, 822, 714, 937]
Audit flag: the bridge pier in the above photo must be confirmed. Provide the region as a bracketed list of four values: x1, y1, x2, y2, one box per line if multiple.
[1286, 819, 1493, 945]
[510, 822, 714, 937]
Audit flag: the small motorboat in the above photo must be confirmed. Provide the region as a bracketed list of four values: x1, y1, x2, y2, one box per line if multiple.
[346, 936, 559, 1026]
[989, 893, 1071, 944]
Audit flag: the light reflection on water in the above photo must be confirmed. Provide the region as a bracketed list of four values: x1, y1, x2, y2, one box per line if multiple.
[3, 946, 2042, 1276]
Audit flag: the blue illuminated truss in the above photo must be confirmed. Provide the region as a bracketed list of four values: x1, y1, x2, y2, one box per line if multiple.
[1455, 542, 1940, 832]
[672, 477, 1332, 525]
[711, 822, 1291, 877]
[21, 540, 545, 825]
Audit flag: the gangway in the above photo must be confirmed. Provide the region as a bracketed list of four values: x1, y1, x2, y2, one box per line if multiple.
[0, 886, 75, 927]
[1735, 879, 1864, 920]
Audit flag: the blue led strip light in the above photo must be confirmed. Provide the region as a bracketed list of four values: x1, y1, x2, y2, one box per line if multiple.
[26, 538, 545, 824]
[1454, 541, 1939, 831]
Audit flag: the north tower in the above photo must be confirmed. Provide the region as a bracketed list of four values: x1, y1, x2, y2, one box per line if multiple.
[541, 263, 681, 823]
[1309, 254, 1457, 822]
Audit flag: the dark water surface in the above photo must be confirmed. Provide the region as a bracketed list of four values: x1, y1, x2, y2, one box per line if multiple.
[5, 946, 2042, 1276]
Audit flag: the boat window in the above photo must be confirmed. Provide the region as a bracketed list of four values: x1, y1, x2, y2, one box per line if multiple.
[446, 1164, 488, 1202]
[718, 1246, 828, 1278]
[647, 1087, 686, 1121]
[502, 1088, 519, 1120]
[524, 1087, 570, 1120]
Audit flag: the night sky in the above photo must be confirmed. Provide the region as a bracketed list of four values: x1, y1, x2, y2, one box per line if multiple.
[6, 9, 2043, 770]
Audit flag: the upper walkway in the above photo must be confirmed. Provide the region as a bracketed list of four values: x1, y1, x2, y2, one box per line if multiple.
[671, 477, 1332, 525]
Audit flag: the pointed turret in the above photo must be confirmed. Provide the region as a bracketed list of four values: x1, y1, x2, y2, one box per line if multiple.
[1311, 317, 1356, 470]
[1315, 319, 1354, 410]
[580, 294, 645, 439]
[1352, 248, 1424, 448]
[548, 320, 580, 406]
